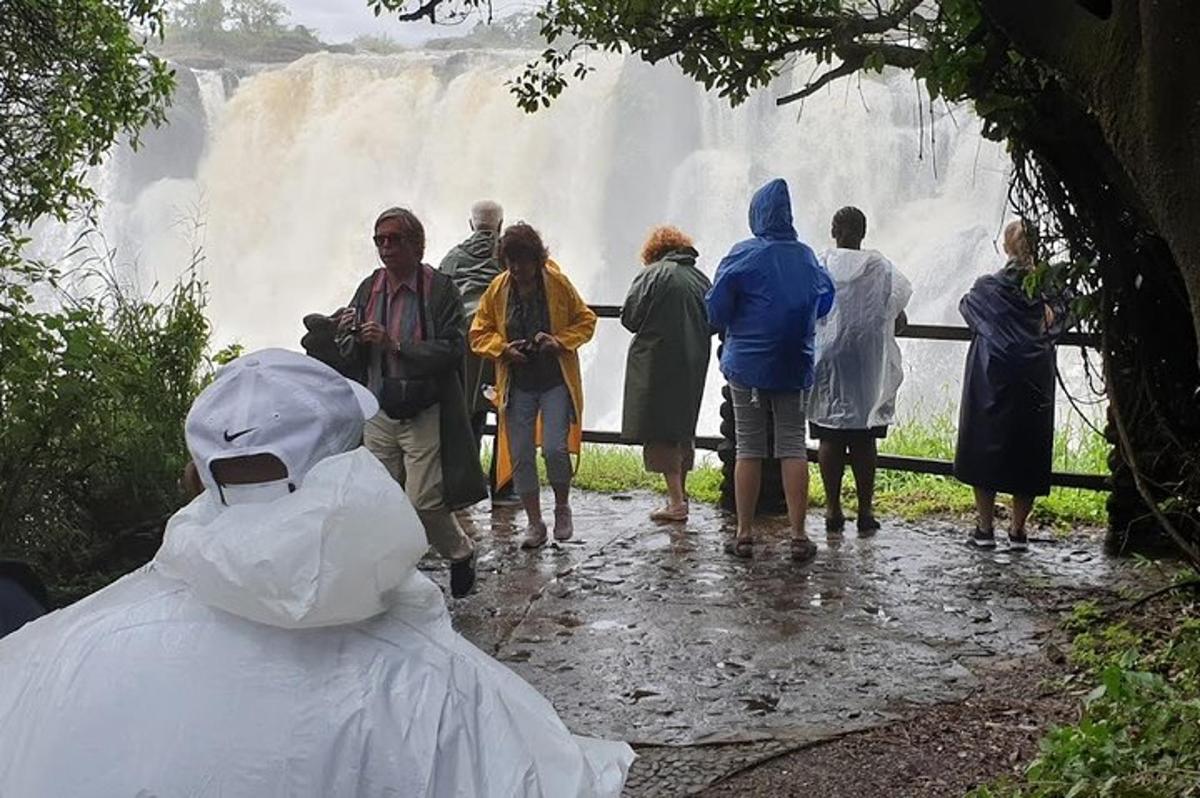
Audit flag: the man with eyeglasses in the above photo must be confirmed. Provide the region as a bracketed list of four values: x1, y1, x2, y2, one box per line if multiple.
[335, 207, 486, 598]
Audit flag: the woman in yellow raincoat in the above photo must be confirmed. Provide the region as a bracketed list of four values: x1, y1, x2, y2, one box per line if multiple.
[470, 224, 596, 548]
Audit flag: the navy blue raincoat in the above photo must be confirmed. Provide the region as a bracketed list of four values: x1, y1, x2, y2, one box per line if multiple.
[953, 263, 1061, 496]
[706, 179, 835, 391]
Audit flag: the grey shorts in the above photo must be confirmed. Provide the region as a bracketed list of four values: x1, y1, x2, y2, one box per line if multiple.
[730, 382, 809, 461]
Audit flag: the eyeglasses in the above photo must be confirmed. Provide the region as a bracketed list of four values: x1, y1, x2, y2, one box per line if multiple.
[373, 233, 407, 249]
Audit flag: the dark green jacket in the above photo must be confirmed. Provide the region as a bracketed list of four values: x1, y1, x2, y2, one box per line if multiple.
[317, 267, 487, 511]
[439, 230, 502, 317]
[440, 231, 504, 417]
[620, 248, 714, 444]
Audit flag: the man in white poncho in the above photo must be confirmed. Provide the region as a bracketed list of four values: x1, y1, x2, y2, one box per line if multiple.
[0, 348, 632, 797]
[809, 207, 913, 535]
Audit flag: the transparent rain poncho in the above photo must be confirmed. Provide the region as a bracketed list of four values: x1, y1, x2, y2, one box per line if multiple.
[809, 249, 913, 429]
[0, 448, 633, 797]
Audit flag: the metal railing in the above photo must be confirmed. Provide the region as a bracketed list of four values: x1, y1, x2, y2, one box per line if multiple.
[515, 304, 1109, 492]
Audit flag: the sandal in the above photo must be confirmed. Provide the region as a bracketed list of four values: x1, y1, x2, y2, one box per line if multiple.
[724, 538, 754, 559]
[790, 537, 818, 564]
[651, 505, 689, 523]
[825, 514, 846, 533]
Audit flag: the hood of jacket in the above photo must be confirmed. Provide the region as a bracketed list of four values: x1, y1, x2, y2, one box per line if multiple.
[457, 229, 499, 262]
[153, 448, 428, 629]
[821, 247, 888, 285]
[660, 246, 700, 268]
[748, 179, 798, 241]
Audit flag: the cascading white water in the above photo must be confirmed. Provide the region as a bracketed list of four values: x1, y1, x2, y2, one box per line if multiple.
[195, 70, 230, 130]
[69, 49, 1095, 435]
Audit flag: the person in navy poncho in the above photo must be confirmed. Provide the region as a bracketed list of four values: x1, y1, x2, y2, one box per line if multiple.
[955, 220, 1065, 551]
[706, 178, 835, 563]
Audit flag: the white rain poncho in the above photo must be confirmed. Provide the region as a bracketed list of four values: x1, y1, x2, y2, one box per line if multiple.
[0, 448, 633, 797]
[809, 248, 913, 429]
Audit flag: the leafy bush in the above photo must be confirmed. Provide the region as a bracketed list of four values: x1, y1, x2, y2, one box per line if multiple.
[970, 603, 1200, 798]
[0, 249, 213, 602]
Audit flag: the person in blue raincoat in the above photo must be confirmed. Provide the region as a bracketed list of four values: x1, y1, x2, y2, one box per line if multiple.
[706, 178, 835, 563]
[955, 220, 1066, 551]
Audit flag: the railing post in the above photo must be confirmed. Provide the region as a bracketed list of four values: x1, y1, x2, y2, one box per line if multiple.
[717, 383, 789, 515]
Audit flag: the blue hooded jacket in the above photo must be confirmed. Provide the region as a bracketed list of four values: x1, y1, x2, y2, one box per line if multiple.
[706, 179, 835, 391]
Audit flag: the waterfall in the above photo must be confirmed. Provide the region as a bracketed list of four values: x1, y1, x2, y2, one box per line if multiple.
[54, 49, 1096, 434]
[195, 70, 230, 131]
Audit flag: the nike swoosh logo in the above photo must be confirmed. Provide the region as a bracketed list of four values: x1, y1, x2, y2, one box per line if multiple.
[223, 428, 256, 443]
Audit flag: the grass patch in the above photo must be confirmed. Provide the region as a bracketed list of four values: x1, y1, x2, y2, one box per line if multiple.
[496, 410, 1109, 528]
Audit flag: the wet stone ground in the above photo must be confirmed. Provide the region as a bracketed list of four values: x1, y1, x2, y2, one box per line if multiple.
[417, 490, 1142, 796]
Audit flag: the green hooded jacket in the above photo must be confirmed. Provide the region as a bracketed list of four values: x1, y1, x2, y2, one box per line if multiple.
[620, 248, 714, 444]
[440, 230, 504, 418]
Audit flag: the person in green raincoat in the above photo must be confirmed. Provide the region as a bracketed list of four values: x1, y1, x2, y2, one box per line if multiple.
[439, 200, 516, 505]
[620, 226, 714, 522]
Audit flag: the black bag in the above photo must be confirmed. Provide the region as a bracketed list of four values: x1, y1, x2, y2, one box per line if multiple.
[376, 268, 442, 420]
[378, 375, 440, 420]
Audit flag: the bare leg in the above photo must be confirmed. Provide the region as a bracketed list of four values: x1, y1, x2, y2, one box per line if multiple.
[1011, 494, 1034, 535]
[781, 457, 811, 541]
[972, 486, 997, 532]
[848, 438, 878, 521]
[734, 458, 762, 541]
[665, 470, 687, 509]
[817, 440, 846, 525]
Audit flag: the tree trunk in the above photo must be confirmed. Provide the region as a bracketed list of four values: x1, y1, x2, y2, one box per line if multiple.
[981, 0, 1200, 358]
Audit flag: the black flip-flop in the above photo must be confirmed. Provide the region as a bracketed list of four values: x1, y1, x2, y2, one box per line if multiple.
[724, 538, 754, 559]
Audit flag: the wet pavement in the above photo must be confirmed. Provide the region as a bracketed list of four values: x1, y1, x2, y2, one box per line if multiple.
[419, 490, 1141, 794]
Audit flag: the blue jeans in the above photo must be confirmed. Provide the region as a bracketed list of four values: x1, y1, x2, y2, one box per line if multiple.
[506, 384, 573, 494]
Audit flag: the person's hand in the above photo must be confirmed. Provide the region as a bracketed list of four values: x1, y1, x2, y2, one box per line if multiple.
[358, 321, 392, 347]
[335, 308, 356, 331]
[534, 331, 563, 354]
[504, 340, 529, 364]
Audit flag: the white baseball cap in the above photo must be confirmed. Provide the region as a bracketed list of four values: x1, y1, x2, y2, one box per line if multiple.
[186, 349, 378, 500]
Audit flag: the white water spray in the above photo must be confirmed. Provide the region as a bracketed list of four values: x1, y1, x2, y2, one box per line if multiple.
[65, 49, 1088, 434]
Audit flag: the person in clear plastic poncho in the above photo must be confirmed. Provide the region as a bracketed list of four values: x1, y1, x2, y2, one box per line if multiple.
[808, 207, 912, 535]
[0, 349, 633, 797]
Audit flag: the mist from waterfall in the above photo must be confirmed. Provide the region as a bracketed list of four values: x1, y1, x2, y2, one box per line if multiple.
[54, 49, 1096, 436]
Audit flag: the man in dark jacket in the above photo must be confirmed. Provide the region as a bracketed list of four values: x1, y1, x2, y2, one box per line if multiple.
[439, 200, 516, 506]
[336, 207, 487, 598]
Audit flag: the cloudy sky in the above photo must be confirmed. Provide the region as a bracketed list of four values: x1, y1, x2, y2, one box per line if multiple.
[282, 0, 528, 44]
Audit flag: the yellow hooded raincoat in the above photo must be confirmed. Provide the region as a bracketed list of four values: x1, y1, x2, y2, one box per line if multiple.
[469, 260, 597, 490]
